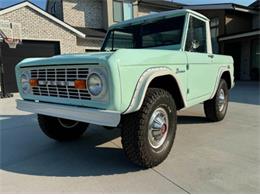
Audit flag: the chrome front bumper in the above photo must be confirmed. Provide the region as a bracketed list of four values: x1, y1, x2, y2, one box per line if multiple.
[16, 99, 121, 127]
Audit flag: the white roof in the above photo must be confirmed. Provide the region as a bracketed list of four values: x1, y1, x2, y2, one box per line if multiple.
[110, 9, 209, 29]
[0, 1, 86, 38]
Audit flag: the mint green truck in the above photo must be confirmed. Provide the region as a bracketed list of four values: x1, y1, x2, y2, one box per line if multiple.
[16, 9, 234, 168]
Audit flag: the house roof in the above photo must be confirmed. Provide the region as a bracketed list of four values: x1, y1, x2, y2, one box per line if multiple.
[249, 0, 260, 9]
[183, 3, 259, 14]
[75, 27, 106, 39]
[0, 1, 86, 38]
[138, 0, 184, 9]
[219, 29, 260, 41]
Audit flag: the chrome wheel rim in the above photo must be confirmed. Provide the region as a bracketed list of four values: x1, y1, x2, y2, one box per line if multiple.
[58, 118, 79, 128]
[148, 107, 169, 149]
[218, 89, 225, 112]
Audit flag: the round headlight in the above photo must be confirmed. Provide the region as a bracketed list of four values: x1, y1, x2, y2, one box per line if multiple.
[21, 71, 30, 94]
[87, 73, 103, 96]
[21, 71, 30, 83]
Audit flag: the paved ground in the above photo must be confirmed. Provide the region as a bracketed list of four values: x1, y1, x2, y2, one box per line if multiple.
[0, 82, 260, 193]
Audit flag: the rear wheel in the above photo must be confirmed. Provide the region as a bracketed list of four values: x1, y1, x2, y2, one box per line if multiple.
[204, 79, 229, 122]
[38, 115, 89, 141]
[121, 88, 177, 168]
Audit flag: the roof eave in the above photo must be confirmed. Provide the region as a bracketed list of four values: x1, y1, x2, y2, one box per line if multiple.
[0, 1, 86, 38]
[183, 3, 258, 14]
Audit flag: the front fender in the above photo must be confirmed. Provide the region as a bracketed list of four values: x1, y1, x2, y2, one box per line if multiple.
[123, 67, 186, 114]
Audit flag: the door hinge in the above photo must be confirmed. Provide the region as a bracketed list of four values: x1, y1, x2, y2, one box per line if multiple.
[187, 88, 190, 94]
[186, 64, 189, 70]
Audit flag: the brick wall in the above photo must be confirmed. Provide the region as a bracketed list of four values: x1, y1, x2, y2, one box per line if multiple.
[0, 6, 86, 54]
[77, 37, 103, 51]
[62, 0, 104, 29]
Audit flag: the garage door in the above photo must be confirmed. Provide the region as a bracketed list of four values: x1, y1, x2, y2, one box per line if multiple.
[1, 40, 60, 93]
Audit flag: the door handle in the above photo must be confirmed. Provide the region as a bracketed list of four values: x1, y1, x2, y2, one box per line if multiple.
[208, 54, 214, 58]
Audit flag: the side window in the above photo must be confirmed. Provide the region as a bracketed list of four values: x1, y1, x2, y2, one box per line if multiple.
[105, 30, 134, 51]
[185, 16, 207, 53]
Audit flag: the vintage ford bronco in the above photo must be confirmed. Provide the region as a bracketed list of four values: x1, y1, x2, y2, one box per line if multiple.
[16, 9, 234, 168]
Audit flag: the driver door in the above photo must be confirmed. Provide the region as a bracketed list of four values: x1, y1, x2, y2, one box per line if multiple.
[185, 16, 213, 101]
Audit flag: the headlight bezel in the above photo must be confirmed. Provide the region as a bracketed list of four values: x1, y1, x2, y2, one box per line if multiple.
[87, 67, 108, 101]
[87, 73, 103, 96]
[20, 70, 31, 94]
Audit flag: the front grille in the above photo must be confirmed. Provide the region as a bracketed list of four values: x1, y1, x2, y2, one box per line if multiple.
[30, 67, 91, 100]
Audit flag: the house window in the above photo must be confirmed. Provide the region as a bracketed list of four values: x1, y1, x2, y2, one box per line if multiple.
[50, 2, 57, 16]
[113, 0, 133, 22]
[210, 17, 219, 53]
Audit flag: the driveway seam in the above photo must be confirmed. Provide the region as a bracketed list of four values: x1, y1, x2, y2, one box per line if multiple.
[152, 168, 190, 194]
[109, 139, 190, 194]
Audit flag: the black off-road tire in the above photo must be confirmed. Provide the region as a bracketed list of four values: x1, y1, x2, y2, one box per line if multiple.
[38, 114, 89, 141]
[204, 79, 229, 122]
[121, 88, 177, 168]
[103, 126, 115, 130]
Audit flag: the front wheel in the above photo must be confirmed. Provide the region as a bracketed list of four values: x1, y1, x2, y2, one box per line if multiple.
[121, 88, 177, 168]
[204, 79, 229, 122]
[38, 115, 89, 141]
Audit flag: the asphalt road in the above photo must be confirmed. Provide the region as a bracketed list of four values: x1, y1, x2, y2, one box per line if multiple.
[0, 82, 260, 193]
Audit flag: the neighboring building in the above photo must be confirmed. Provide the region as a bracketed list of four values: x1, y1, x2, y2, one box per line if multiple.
[183, 2, 260, 81]
[0, 1, 86, 93]
[0, 2, 86, 53]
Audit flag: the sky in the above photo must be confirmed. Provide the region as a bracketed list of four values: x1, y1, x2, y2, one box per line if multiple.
[0, 0, 256, 10]
[0, 0, 47, 9]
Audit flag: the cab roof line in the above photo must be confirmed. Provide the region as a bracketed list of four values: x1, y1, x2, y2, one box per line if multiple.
[109, 9, 209, 29]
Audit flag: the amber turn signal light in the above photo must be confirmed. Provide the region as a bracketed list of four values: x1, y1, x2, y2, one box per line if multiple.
[74, 80, 87, 89]
[29, 79, 39, 87]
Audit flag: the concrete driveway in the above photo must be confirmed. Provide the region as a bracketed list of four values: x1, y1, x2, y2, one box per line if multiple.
[0, 82, 260, 193]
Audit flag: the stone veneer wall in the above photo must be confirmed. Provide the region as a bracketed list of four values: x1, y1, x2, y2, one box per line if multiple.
[62, 0, 103, 29]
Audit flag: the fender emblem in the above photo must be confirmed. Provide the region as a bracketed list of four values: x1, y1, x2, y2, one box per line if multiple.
[176, 68, 185, 74]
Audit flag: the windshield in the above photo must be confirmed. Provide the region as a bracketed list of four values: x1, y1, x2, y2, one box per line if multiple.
[101, 16, 185, 51]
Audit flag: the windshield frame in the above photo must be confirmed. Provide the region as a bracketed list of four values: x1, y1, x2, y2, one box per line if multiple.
[101, 14, 186, 51]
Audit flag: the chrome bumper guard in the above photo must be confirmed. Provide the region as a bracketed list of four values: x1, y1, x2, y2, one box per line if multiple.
[16, 99, 121, 127]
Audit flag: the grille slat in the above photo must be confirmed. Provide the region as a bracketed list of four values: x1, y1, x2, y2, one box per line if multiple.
[30, 67, 91, 100]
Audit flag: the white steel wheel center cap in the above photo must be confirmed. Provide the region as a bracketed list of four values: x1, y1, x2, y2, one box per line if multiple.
[148, 107, 169, 149]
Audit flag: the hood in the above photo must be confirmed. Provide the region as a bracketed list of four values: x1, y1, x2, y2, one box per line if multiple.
[17, 52, 114, 68]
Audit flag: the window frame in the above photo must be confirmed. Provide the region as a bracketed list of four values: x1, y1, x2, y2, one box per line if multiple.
[101, 15, 186, 51]
[183, 13, 212, 54]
